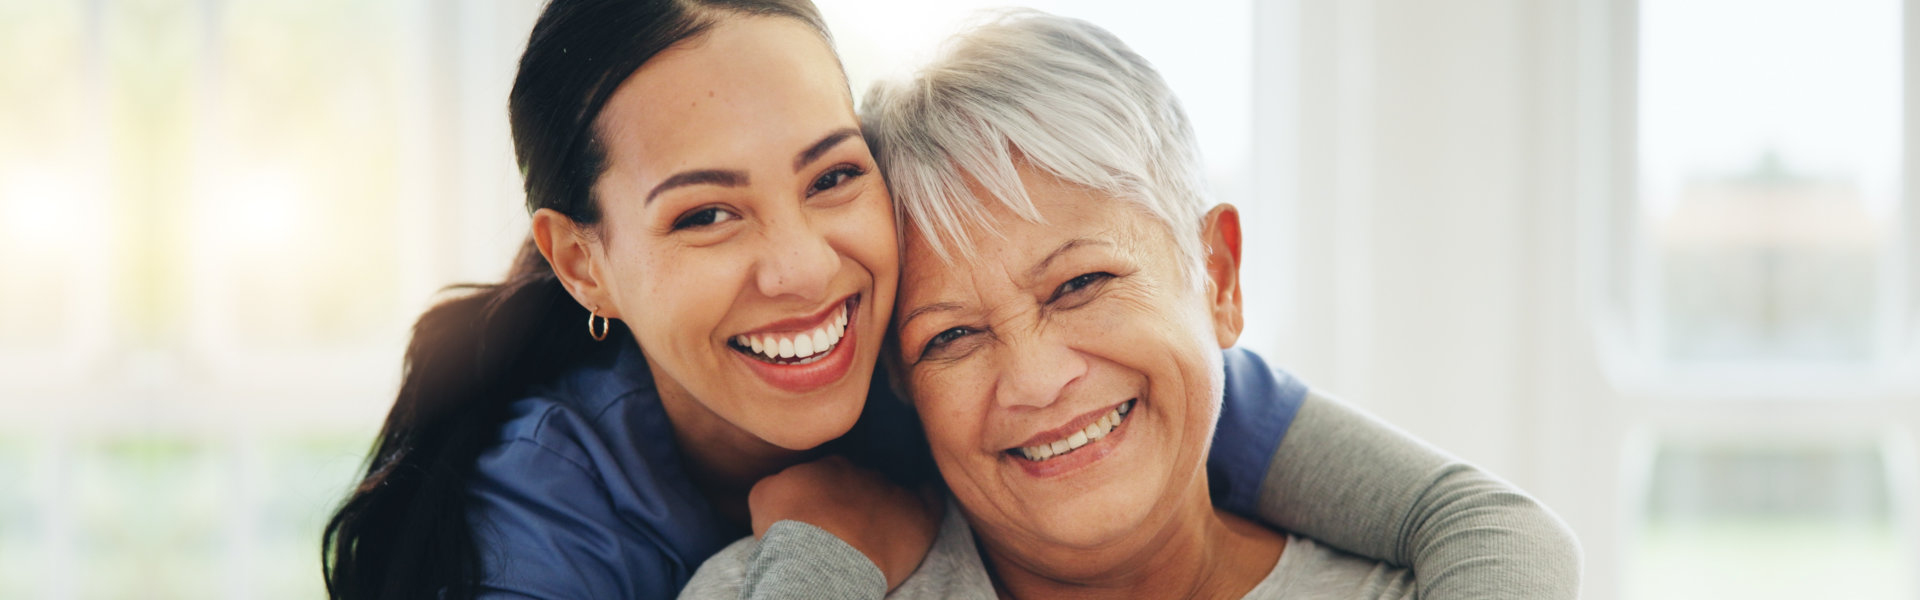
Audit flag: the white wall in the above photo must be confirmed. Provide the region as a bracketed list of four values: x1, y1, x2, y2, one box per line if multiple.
[1261, 2, 1622, 597]
[1269, 0, 1543, 482]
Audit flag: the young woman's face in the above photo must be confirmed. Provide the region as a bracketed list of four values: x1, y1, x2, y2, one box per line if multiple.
[586, 16, 896, 450]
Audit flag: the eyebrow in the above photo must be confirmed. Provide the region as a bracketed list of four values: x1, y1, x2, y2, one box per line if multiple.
[899, 239, 1107, 336]
[898, 301, 966, 338]
[1027, 238, 1111, 280]
[793, 127, 862, 172]
[643, 127, 863, 204]
[645, 169, 748, 204]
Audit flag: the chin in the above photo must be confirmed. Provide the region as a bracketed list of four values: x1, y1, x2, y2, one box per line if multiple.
[747, 382, 870, 451]
[1022, 482, 1164, 550]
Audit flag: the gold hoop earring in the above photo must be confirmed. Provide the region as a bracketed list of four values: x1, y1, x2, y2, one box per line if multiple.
[587, 309, 610, 342]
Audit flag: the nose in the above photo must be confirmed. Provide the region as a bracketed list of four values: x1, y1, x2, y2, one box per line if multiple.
[754, 212, 840, 303]
[992, 330, 1087, 409]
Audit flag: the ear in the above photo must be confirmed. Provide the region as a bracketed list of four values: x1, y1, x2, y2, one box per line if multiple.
[531, 208, 622, 319]
[1199, 204, 1243, 349]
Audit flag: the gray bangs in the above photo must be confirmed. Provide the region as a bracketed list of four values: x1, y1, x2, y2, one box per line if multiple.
[859, 9, 1210, 269]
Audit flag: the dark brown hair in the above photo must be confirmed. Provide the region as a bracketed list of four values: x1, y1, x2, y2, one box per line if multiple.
[320, 1, 831, 598]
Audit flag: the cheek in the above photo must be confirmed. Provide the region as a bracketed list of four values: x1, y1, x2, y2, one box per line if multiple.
[1150, 349, 1224, 464]
[1069, 294, 1220, 450]
[1055, 297, 1161, 366]
[822, 188, 901, 320]
[913, 374, 988, 459]
[616, 243, 740, 346]
[842, 192, 899, 277]
[920, 404, 985, 492]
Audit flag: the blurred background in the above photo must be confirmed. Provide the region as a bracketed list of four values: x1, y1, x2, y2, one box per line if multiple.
[2, 0, 1917, 597]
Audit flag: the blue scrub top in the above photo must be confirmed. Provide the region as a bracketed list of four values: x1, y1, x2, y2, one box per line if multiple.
[465, 341, 1305, 599]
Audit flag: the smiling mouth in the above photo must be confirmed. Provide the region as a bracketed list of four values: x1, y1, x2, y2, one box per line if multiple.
[1008, 399, 1136, 462]
[727, 296, 856, 366]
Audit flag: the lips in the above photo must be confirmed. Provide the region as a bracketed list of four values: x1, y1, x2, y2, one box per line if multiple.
[725, 295, 862, 393]
[1008, 399, 1135, 462]
[729, 299, 851, 365]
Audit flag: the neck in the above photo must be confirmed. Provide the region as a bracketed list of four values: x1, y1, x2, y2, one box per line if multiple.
[986, 479, 1284, 600]
[651, 361, 818, 528]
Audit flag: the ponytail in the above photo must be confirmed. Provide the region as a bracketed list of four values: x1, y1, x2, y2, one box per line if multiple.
[321, 240, 620, 600]
[322, 1, 834, 597]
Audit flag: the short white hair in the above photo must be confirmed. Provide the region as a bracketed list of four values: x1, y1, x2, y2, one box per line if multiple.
[860, 10, 1212, 276]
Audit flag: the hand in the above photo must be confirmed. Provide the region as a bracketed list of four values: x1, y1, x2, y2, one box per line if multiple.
[748, 455, 943, 591]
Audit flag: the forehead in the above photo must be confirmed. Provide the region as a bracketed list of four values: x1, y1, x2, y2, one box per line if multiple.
[596, 16, 855, 177]
[900, 170, 1152, 297]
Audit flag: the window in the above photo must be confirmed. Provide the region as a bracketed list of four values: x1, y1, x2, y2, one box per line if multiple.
[1614, 1, 1920, 597]
[1625, 434, 1914, 599]
[0, 1, 530, 596]
[1634, 0, 1909, 373]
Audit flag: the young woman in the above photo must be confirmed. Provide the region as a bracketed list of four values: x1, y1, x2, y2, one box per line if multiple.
[321, 1, 1577, 598]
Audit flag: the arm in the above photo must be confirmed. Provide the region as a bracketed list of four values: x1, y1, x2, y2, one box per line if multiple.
[1208, 348, 1581, 599]
[678, 521, 888, 600]
[743, 522, 888, 599]
[1260, 392, 1581, 598]
[698, 455, 939, 600]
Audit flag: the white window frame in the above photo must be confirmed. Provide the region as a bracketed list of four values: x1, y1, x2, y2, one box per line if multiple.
[1570, 0, 1920, 596]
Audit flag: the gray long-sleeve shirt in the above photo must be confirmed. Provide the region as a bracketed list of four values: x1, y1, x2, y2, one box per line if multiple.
[680, 390, 1581, 599]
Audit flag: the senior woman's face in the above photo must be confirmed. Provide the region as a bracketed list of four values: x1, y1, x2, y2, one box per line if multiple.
[895, 163, 1243, 566]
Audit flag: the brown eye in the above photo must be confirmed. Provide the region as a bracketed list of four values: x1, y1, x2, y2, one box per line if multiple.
[672, 206, 739, 230]
[1050, 272, 1113, 302]
[807, 165, 865, 196]
[920, 326, 977, 360]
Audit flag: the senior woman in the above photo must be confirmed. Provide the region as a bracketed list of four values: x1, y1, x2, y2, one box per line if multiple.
[684, 10, 1578, 600]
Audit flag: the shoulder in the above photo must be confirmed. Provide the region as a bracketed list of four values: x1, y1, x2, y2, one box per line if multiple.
[1219, 347, 1309, 411]
[1248, 535, 1416, 600]
[889, 499, 996, 599]
[686, 500, 995, 600]
[473, 342, 669, 498]
[1209, 347, 1311, 514]
[466, 342, 736, 597]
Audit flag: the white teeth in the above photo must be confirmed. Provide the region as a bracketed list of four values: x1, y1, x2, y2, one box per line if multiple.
[1083, 421, 1106, 441]
[1014, 400, 1136, 463]
[734, 300, 853, 363]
